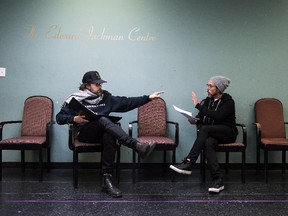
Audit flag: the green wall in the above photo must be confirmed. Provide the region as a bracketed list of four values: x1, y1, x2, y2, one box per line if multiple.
[1, 0, 288, 164]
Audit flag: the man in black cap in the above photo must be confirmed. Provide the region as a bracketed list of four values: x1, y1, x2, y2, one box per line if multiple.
[56, 71, 162, 198]
[169, 75, 237, 193]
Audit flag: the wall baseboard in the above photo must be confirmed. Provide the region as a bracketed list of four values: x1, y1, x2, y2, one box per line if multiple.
[2, 162, 288, 170]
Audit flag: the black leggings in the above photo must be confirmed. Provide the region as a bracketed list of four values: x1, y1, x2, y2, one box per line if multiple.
[187, 125, 237, 180]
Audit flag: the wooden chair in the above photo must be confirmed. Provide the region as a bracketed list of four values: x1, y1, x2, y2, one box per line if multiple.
[0, 96, 53, 181]
[254, 98, 288, 183]
[200, 123, 247, 183]
[68, 124, 121, 188]
[129, 98, 179, 182]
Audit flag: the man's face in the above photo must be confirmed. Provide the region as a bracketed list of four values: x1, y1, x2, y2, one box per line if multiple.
[87, 83, 103, 95]
[206, 80, 218, 97]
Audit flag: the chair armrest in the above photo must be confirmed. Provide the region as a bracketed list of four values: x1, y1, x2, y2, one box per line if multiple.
[252, 122, 261, 135]
[129, 120, 138, 125]
[167, 121, 179, 146]
[68, 124, 76, 150]
[0, 120, 22, 140]
[166, 120, 177, 125]
[128, 120, 138, 137]
[253, 122, 261, 147]
[0, 120, 22, 129]
[236, 123, 247, 147]
[45, 120, 55, 147]
[0, 120, 22, 125]
[285, 122, 288, 130]
[46, 120, 55, 131]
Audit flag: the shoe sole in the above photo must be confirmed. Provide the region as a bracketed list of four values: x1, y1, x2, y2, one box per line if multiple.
[169, 165, 192, 175]
[208, 186, 224, 193]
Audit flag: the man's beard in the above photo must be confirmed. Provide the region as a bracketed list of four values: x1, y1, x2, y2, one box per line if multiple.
[96, 89, 103, 96]
[207, 91, 213, 98]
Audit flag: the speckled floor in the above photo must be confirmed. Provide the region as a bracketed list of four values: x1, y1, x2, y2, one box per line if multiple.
[1, 167, 288, 216]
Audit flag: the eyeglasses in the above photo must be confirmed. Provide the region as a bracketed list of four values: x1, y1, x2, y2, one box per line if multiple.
[206, 84, 216, 89]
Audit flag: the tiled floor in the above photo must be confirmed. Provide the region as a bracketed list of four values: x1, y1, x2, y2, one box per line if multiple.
[1, 167, 288, 216]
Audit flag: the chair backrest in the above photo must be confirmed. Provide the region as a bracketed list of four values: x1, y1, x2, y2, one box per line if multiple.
[138, 98, 167, 136]
[254, 98, 286, 138]
[21, 96, 53, 136]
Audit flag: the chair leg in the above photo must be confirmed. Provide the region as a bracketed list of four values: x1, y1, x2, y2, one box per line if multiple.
[163, 150, 167, 173]
[137, 156, 141, 175]
[242, 151, 246, 183]
[47, 147, 51, 173]
[171, 149, 176, 182]
[73, 151, 78, 188]
[225, 152, 229, 174]
[172, 149, 176, 164]
[0, 150, 2, 181]
[116, 148, 120, 184]
[132, 151, 136, 183]
[256, 146, 260, 172]
[39, 149, 43, 182]
[201, 150, 206, 183]
[282, 151, 286, 174]
[264, 150, 268, 183]
[21, 150, 25, 173]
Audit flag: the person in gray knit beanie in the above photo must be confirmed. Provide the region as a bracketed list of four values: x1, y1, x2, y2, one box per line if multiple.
[170, 74, 237, 194]
[209, 76, 230, 93]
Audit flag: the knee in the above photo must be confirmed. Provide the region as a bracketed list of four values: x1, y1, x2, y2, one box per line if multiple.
[98, 116, 110, 124]
[205, 138, 217, 150]
[98, 116, 116, 128]
[198, 125, 210, 137]
[199, 125, 213, 133]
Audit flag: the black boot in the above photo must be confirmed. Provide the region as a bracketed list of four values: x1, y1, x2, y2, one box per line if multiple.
[135, 142, 156, 160]
[102, 174, 122, 198]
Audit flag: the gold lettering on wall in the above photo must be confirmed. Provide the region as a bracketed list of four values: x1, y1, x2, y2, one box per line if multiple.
[25, 24, 39, 39]
[88, 26, 124, 41]
[128, 27, 156, 42]
[45, 25, 81, 40]
[24, 24, 156, 42]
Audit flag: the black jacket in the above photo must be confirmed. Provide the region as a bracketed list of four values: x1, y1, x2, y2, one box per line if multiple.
[56, 90, 150, 127]
[195, 93, 238, 135]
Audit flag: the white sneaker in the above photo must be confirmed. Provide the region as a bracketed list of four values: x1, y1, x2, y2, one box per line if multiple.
[169, 159, 192, 175]
[208, 178, 224, 193]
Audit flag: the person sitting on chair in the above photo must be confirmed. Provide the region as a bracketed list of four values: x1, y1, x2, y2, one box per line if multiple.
[169, 75, 238, 193]
[56, 71, 162, 198]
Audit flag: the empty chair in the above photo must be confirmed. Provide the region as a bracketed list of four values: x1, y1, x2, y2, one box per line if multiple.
[0, 96, 53, 181]
[254, 98, 288, 183]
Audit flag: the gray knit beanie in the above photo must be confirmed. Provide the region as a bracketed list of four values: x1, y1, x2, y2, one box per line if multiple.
[209, 76, 230, 93]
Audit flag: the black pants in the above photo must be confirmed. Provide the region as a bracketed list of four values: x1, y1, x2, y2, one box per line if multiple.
[187, 125, 237, 180]
[78, 117, 136, 174]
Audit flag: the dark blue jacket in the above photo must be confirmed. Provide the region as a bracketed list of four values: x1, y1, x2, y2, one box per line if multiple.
[56, 90, 150, 129]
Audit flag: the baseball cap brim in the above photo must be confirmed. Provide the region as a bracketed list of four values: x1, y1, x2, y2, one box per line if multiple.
[90, 79, 107, 84]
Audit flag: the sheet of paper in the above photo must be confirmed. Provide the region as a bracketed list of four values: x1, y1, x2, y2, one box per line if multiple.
[173, 105, 200, 121]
